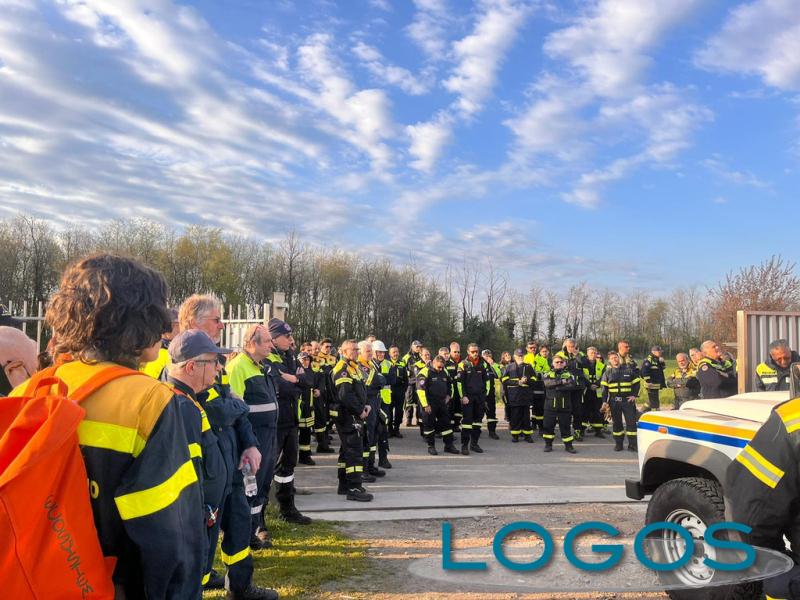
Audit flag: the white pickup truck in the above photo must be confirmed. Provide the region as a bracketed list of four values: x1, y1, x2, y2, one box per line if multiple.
[626, 390, 792, 599]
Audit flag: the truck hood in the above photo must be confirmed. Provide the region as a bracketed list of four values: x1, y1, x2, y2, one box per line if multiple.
[680, 391, 790, 424]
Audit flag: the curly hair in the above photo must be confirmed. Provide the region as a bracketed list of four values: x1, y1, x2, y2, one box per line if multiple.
[46, 254, 171, 369]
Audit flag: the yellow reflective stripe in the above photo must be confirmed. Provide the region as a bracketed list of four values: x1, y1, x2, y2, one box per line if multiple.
[735, 445, 784, 489]
[417, 389, 428, 408]
[206, 387, 220, 401]
[115, 459, 198, 520]
[200, 412, 210, 433]
[221, 546, 250, 565]
[776, 401, 800, 433]
[335, 377, 353, 386]
[188, 443, 202, 459]
[78, 420, 147, 458]
[202, 573, 210, 585]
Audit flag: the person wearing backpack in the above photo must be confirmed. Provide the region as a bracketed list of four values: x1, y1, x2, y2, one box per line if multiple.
[8, 254, 206, 599]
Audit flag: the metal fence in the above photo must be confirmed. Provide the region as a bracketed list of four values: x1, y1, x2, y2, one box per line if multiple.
[2, 292, 288, 352]
[737, 310, 800, 393]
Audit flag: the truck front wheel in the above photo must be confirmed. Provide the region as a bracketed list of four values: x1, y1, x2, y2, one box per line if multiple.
[645, 477, 762, 600]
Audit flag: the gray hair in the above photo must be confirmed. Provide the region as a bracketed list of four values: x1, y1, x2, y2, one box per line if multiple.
[676, 352, 689, 361]
[357, 340, 373, 354]
[769, 339, 791, 353]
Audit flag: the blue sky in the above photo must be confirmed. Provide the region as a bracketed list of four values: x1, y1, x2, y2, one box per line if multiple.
[0, 0, 798, 293]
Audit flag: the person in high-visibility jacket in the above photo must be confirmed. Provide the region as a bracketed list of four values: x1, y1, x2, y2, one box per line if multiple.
[311, 337, 337, 453]
[166, 330, 233, 597]
[357, 340, 388, 478]
[482, 349, 502, 439]
[226, 324, 280, 552]
[296, 351, 317, 465]
[264, 318, 312, 526]
[523, 341, 538, 368]
[332, 339, 373, 502]
[408, 348, 429, 437]
[696, 340, 737, 399]
[456, 343, 491, 455]
[542, 355, 578, 453]
[416, 354, 459, 455]
[446, 342, 463, 432]
[531, 346, 551, 434]
[641, 345, 666, 411]
[666, 352, 700, 408]
[502, 349, 536, 443]
[24, 256, 210, 600]
[755, 339, 800, 392]
[555, 338, 588, 441]
[402, 340, 423, 426]
[601, 351, 640, 452]
[727, 394, 800, 599]
[582, 346, 606, 437]
[180, 295, 271, 599]
[372, 340, 394, 469]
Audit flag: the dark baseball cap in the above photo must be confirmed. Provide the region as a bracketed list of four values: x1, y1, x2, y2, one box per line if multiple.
[169, 330, 230, 362]
[514, 348, 525, 357]
[268, 317, 292, 338]
[411, 339, 422, 347]
[651, 345, 663, 352]
[298, 351, 311, 360]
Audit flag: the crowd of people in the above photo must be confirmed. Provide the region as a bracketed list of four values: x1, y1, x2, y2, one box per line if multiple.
[0, 253, 798, 600]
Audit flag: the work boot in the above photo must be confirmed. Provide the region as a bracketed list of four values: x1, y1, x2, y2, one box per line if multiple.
[544, 441, 553, 453]
[461, 443, 470, 456]
[428, 445, 438, 455]
[226, 583, 279, 600]
[316, 445, 335, 454]
[565, 442, 577, 454]
[279, 502, 312, 525]
[368, 466, 386, 477]
[204, 569, 225, 590]
[594, 429, 606, 439]
[346, 487, 373, 502]
[361, 472, 376, 483]
[511, 434, 519, 443]
[524, 435, 534, 443]
[627, 441, 638, 452]
[614, 438, 624, 451]
[489, 431, 500, 440]
[338, 484, 366, 495]
[444, 444, 460, 454]
[298, 456, 316, 466]
[378, 457, 392, 469]
[574, 430, 584, 442]
[469, 443, 484, 453]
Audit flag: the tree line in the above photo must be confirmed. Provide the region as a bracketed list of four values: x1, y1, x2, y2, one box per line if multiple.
[2, 213, 798, 356]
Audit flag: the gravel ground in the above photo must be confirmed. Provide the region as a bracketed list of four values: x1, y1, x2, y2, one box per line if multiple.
[314, 502, 669, 600]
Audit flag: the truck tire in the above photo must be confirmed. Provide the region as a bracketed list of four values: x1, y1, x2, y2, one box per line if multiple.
[645, 477, 762, 600]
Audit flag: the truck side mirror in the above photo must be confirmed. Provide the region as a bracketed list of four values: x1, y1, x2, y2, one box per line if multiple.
[792, 362, 800, 400]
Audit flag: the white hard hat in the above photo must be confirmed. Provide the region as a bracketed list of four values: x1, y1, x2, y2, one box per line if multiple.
[372, 340, 388, 352]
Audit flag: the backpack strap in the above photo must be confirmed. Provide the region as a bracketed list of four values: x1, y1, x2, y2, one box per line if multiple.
[69, 365, 140, 403]
[22, 365, 59, 397]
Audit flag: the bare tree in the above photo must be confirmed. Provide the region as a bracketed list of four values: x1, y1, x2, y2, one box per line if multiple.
[709, 256, 800, 342]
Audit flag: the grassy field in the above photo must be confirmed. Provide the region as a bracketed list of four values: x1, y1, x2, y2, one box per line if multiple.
[203, 507, 368, 600]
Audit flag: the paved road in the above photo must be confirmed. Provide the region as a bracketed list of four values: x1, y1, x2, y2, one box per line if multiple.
[295, 410, 643, 521]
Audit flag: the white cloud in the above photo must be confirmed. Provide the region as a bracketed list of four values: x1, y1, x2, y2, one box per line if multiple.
[297, 33, 395, 170]
[544, 0, 702, 97]
[696, 0, 800, 91]
[352, 41, 431, 95]
[406, 113, 453, 172]
[406, 0, 451, 59]
[702, 154, 770, 188]
[444, 0, 530, 116]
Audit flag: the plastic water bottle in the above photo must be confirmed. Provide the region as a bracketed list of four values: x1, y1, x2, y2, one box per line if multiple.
[242, 462, 257, 497]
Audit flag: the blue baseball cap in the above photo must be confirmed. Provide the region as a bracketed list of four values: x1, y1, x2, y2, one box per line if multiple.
[168, 330, 230, 362]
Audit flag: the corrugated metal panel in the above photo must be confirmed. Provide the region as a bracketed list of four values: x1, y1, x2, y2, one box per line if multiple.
[737, 311, 800, 393]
